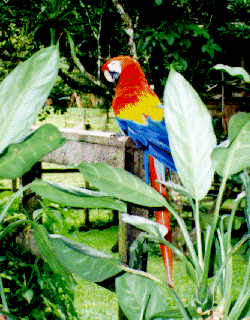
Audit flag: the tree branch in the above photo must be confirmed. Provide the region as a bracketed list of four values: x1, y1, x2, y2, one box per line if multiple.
[112, 0, 138, 59]
[67, 31, 106, 87]
[58, 69, 110, 97]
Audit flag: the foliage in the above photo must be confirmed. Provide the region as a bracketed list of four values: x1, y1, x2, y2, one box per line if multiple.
[2, 35, 250, 320]
[0, 236, 78, 320]
[0, 46, 80, 319]
[1, 0, 250, 106]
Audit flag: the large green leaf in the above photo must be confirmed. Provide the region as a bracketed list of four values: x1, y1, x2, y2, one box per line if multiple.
[0, 45, 59, 153]
[163, 67, 217, 200]
[33, 223, 74, 287]
[212, 112, 250, 177]
[77, 162, 166, 207]
[214, 64, 250, 83]
[0, 124, 66, 179]
[50, 234, 123, 282]
[30, 179, 127, 211]
[116, 273, 169, 320]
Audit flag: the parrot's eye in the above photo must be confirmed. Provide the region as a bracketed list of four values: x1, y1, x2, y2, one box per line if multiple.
[107, 60, 121, 74]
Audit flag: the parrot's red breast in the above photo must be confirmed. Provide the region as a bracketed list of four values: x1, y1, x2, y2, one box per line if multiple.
[102, 56, 163, 125]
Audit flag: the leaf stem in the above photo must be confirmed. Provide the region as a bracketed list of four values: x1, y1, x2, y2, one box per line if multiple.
[211, 235, 248, 297]
[145, 234, 198, 285]
[50, 28, 56, 45]
[195, 200, 203, 268]
[227, 250, 250, 319]
[162, 199, 201, 276]
[198, 174, 227, 302]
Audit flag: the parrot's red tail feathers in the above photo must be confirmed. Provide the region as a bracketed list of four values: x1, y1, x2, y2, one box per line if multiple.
[148, 155, 174, 288]
[155, 210, 174, 288]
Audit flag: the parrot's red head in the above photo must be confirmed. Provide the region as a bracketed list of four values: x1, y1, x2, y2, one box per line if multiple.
[102, 56, 146, 85]
[102, 56, 162, 124]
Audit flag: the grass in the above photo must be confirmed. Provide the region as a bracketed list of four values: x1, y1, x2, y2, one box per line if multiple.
[73, 226, 119, 320]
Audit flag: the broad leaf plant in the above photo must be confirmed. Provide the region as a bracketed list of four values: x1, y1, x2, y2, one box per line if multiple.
[1, 43, 250, 319]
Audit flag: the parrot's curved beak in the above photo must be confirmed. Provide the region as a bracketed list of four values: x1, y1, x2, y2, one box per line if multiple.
[102, 59, 121, 83]
[103, 69, 120, 83]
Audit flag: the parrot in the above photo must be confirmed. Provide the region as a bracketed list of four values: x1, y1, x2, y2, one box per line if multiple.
[102, 56, 176, 287]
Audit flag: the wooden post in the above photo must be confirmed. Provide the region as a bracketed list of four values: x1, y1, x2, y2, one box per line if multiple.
[120, 138, 148, 266]
[20, 162, 42, 219]
[118, 139, 148, 320]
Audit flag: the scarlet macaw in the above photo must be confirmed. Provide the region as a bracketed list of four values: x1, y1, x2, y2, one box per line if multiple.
[102, 56, 176, 287]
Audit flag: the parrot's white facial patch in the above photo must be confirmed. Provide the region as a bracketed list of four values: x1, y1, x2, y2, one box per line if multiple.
[104, 60, 121, 82]
[107, 60, 121, 73]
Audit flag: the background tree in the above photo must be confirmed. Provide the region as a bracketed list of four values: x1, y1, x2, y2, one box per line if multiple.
[1, 0, 250, 112]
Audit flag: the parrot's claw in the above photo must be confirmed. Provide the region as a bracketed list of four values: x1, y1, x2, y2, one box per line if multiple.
[110, 132, 126, 139]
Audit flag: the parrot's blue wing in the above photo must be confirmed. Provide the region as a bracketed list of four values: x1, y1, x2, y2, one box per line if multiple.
[116, 116, 176, 172]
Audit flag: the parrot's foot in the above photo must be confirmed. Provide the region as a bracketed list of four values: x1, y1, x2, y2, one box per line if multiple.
[110, 132, 126, 139]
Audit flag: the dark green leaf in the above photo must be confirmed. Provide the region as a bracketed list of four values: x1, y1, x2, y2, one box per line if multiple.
[50, 234, 123, 282]
[155, 0, 162, 5]
[212, 113, 250, 176]
[202, 43, 214, 58]
[0, 124, 66, 179]
[166, 33, 175, 46]
[33, 224, 74, 287]
[30, 179, 127, 211]
[116, 273, 169, 320]
[0, 45, 59, 153]
[77, 162, 166, 207]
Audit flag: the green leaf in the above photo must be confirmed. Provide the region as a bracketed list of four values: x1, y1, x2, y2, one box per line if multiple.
[212, 112, 250, 177]
[77, 162, 166, 207]
[116, 273, 169, 320]
[0, 45, 59, 153]
[155, 0, 162, 5]
[238, 295, 250, 319]
[30, 179, 127, 211]
[214, 64, 250, 83]
[22, 289, 34, 304]
[163, 67, 216, 200]
[50, 234, 123, 282]
[122, 213, 168, 238]
[0, 124, 66, 179]
[33, 223, 75, 287]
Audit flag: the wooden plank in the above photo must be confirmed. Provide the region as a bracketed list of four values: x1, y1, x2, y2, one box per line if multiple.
[33, 127, 128, 168]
